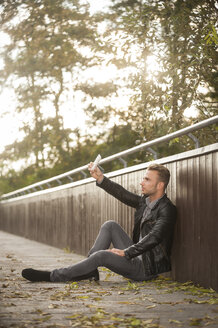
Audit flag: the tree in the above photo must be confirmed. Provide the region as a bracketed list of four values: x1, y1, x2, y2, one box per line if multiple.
[87, 0, 218, 140]
[0, 0, 217, 194]
[0, 0, 97, 169]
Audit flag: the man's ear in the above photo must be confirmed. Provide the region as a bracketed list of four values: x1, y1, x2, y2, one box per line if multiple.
[157, 181, 165, 191]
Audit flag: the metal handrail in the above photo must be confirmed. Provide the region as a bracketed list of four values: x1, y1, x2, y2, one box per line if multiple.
[1, 115, 217, 201]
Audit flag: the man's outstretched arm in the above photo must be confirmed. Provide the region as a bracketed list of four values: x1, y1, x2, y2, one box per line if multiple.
[88, 162, 141, 208]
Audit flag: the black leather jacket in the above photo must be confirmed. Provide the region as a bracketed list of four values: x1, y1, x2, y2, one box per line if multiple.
[97, 176, 177, 277]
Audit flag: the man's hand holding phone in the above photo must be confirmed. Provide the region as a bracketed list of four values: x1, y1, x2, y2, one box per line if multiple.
[88, 154, 104, 184]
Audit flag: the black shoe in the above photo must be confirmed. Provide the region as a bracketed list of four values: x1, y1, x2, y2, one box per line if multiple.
[22, 268, 51, 282]
[72, 269, 99, 282]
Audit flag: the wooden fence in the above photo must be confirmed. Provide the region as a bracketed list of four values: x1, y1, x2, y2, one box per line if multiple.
[0, 143, 217, 291]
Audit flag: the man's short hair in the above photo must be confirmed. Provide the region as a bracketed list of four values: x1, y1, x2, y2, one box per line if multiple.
[147, 163, 170, 189]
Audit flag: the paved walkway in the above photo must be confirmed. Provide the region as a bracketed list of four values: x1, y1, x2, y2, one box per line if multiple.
[0, 230, 217, 328]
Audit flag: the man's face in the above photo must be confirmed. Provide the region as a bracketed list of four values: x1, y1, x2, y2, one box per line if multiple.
[140, 169, 160, 196]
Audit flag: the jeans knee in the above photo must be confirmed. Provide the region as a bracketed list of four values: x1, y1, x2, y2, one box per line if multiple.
[91, 250, 108, 266]
[101, 220, 118, 230]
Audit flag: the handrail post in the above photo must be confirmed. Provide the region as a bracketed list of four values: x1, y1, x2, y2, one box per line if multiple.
[119, 157, 127, 168]
[188, 133, 200, 149]
[147, 147, 158, 160]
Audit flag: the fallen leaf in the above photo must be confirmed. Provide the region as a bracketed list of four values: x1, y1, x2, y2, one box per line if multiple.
[118, 301, 137, 305]
[48, 304, 59, 309]
[146, 304, 156, 309]
[144, 319, 153, 324]
[92, 297, 102, 301]
[130, 318, 141, 326]
[65, 314, 81, 319]
[169, 319, 182, 325]
[2, 283, 9, 288]
[34, 315, 52, 322]
[190, 318, 203, 326]
[78, 295, 89, 299]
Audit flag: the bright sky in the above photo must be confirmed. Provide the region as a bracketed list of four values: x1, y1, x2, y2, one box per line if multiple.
[89, 0, 111, 14]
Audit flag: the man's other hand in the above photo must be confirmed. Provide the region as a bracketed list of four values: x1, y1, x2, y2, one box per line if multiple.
[107, 248, 125, 257]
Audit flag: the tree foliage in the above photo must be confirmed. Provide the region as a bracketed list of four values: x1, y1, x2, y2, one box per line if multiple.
[95, 0, 218, 135]
[0, 0, 217, 195]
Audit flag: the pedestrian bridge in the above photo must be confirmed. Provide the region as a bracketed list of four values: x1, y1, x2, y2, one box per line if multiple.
[0, 117, 217, 291]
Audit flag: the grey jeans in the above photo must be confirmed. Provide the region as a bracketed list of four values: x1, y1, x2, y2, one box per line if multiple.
[50, 220, 146, 282]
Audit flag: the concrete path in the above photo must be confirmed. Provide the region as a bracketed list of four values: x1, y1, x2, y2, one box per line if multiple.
[0, 230, 217, 328]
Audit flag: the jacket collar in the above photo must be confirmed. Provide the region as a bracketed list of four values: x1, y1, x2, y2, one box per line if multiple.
[149, 193, 167, 211]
